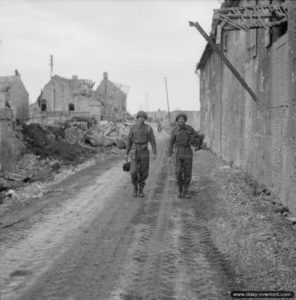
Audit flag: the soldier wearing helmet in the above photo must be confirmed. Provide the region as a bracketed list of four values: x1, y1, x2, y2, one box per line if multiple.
[167, 112, 200, 198]
[125, 111, 157, 197]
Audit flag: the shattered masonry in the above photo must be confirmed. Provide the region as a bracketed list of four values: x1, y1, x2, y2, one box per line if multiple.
[0, 71, 129, 174]
[29, 72, 128, 126]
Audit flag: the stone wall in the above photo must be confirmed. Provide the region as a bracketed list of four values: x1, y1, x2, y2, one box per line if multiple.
[198, 0, 296, 212]
[0, 108, 24, 173]
[27, 111, 98, 127]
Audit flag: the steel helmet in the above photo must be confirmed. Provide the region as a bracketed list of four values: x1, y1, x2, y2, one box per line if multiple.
[175, 112, 187, 122]
[136, 111, 148, 119]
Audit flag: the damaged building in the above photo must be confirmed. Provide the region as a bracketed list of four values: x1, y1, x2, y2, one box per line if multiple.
[30, 72, 129, 124]
[95, 72, 129, 121]
[0, 71, 28, 172]
[196, 0, 296, 213]
[30, 75, 101, 125]
[0, 71, 29, 121]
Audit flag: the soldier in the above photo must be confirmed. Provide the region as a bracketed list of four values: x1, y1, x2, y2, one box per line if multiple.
[125, 111, 157, 197]
[167, 113, 200, 198]
[157, 121, 162, 133]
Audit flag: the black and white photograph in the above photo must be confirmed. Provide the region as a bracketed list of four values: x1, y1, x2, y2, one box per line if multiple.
[0, 0, 295, 299]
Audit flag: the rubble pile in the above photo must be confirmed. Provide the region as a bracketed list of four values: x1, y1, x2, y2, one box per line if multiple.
[21, 119, 130, 160]
[46, 125, 65, 140]
[38, 141, 96, 163]
[0, 153, 57, 203]
[101, 120, 131, 148]
[22, 123, 55, 150]
[0, 119, 131, 206]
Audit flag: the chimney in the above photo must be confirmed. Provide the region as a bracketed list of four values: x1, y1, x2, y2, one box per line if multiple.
[103, 72, 108, 80]
[72, 75, 78, 80]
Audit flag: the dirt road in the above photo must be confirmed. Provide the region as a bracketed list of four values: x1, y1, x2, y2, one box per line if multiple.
[0, 131, 236, 300]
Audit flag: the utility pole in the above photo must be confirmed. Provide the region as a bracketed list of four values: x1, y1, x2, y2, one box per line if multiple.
[50, 55, 53, 79]
[49, 54, 55, 112]
[145, 92, 149, 112]
[164, 77, 171, 124]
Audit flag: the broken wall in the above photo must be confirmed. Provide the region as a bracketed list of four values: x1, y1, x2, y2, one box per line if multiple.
[32, 76, 101, 125]
[95, 77, 127, 121]
[0, 75, 29, 121]
[8, 78, 29, 121]
[0, 108, 24, 173]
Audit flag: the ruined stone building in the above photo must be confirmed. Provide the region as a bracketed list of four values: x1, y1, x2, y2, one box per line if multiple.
[196, 0, 296, 213]
[95, 72, 128, 121]
[31, 75, 101, 124]
[0, 71, 29, 121]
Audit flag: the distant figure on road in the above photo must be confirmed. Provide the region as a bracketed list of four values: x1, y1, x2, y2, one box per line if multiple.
[125, 111, 157, 197]
[167, 113, 200, 198]
[157, 121, 162, 133]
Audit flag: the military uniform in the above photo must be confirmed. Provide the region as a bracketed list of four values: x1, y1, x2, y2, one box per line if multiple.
[168, 113, 199, 198]
[126, 112, 157, 197]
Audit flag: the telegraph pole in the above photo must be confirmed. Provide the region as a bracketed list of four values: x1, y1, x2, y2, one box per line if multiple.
[145, 92, 149, 112]
[50, 55, 53, 79]
[164, 77, 171, 124]
[49, 55, 54, 112]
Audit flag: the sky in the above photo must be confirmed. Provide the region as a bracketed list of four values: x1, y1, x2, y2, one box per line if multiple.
[0, 0, 221, 114]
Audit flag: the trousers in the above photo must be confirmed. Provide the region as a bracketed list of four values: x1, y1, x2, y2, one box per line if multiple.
[129, 147, 150, 187]
[175, 157, 192, 187]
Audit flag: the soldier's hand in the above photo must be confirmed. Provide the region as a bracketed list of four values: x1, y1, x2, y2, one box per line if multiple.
[167, 156, 172, 163]
[124, 154, 128, 161]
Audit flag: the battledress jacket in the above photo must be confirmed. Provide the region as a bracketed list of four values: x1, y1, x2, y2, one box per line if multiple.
[168, 124, 199, 158]
[126, 123, 157, 158]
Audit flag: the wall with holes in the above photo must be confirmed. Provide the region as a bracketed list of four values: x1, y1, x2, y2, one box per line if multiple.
[198, 1, 296, 213]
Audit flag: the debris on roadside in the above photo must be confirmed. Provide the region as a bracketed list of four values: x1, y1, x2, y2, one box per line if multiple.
[0, 118, 131, 208]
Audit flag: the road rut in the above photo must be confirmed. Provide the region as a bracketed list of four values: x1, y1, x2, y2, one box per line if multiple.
[0, 134, 237, 300]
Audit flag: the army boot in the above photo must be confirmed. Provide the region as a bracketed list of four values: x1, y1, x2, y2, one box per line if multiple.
[133, 185, 138, 197]
[183, 186, 190, 198]
[178, 185, 183, 198]
[139, 185, 145, 197]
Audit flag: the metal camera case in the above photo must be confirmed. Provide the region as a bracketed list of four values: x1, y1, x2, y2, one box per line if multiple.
[123, 161, 131, 172]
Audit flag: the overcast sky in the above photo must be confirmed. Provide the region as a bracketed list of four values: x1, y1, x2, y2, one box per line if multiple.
[0, 0, 221, 114]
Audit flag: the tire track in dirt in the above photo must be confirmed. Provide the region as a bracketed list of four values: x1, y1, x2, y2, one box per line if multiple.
[109, 151, 235, 300]
[15, 181, 141, 300]
[1, 134, 239, 300]
[0, 164, 131, 300]
[109, 158, 176, 300]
